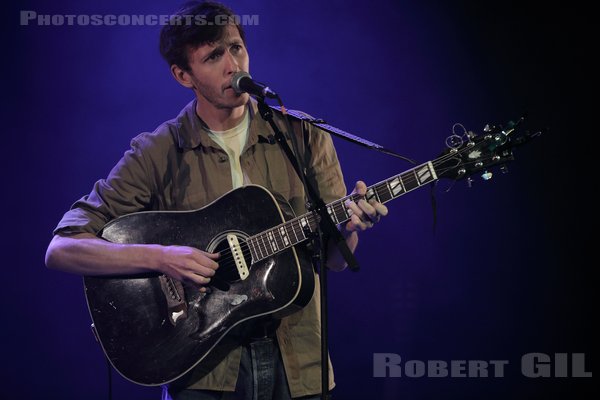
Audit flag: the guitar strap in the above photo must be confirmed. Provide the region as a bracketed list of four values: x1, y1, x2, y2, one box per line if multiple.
[260, 102, 359, 271]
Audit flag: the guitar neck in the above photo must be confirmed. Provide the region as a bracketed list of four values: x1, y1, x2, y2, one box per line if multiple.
[247, 161, 438, 263]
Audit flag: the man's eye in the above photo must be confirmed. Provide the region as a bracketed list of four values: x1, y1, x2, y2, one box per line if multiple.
[206, 52, 223, 62]
[231, 44, 242, 53]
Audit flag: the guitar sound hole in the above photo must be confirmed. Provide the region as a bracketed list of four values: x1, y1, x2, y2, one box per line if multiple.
[208, 232, 251, 291]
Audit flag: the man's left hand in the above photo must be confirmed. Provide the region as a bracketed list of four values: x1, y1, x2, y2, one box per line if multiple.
[343, 180, 388, 232]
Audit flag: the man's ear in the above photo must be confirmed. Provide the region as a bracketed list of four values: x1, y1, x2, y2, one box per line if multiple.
[170, 64, 194, 89]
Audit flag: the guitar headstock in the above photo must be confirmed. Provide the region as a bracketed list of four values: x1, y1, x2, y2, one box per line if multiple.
[434, 117, 542, 182]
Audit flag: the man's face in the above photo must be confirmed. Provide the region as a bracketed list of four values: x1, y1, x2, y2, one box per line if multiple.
[186, 24, 250, 110]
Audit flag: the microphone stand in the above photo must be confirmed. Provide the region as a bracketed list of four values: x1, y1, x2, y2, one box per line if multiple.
[255, 97, 358, 400]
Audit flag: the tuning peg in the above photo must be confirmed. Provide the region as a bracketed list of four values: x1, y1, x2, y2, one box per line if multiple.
[481, 170, 493, 181]
[500, 165, 509, 174]
[467, 177, 474, 188]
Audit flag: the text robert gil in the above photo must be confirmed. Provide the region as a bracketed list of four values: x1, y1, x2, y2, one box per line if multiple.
[373, 353, 592, 378]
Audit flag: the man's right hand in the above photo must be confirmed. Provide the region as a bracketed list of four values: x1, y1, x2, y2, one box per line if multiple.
[46, 234, 219, 291]
[158, 246, 220, 288]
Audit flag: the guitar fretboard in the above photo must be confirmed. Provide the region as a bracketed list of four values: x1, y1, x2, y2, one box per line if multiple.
[246, 161, 437, 263]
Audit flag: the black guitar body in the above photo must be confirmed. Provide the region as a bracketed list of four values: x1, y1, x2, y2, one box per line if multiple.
[84, 185, 314, 386]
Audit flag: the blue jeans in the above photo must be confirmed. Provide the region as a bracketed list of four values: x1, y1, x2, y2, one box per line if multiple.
[163, 338, 323, 400]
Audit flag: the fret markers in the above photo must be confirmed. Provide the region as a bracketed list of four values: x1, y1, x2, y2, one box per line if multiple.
[249, 161, 439, 263]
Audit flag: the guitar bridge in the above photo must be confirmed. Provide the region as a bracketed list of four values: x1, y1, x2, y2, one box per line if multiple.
[227, 233, 249, 280]
[159, 275, 188, 326]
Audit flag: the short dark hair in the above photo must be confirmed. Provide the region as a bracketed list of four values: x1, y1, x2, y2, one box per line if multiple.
[159, 1, 246, 71]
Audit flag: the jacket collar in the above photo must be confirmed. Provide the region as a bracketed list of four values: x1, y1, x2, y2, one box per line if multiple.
[172, 98, 272, 150]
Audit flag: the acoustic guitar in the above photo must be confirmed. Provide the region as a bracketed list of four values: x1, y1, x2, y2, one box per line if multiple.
[84, 119, 539, 385]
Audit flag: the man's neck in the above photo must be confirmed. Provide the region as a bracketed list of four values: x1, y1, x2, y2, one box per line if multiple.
[195, 101, 247, 132]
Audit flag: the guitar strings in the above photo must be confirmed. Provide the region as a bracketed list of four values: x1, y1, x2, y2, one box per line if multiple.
[215, 149, 496, 268]
[213, 145, 497, 269]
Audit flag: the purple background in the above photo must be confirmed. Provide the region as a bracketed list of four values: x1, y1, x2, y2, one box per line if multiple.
[4, 1, 593, 399]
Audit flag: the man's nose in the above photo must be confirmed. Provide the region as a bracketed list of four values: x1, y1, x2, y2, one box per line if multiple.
[224, 50, 239, 74]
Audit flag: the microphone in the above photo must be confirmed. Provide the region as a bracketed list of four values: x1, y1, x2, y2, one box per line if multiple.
[231, 71, 277, 99]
